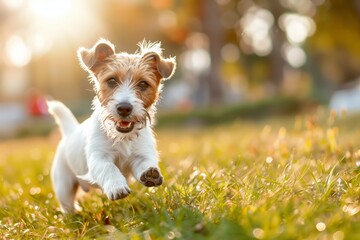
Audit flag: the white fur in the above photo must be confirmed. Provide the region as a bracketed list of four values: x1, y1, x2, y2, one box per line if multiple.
[47, 98, 160, 212]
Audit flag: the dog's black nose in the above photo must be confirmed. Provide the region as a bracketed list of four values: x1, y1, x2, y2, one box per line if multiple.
[116, 102, 133, 117]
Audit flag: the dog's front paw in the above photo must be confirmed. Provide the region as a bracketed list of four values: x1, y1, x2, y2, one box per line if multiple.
[140, 167, 163, 187]
[103, 182, 131, 200]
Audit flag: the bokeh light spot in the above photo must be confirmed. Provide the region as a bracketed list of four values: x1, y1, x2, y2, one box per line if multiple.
[5, 35, 31, 67]
[282, 44, 307, 68]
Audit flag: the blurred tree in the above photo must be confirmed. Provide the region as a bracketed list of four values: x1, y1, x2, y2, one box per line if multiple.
[200, 0, 225, 105]
[267, 1, 286, 94]
[232, 0, 360, 101]
[236, 0, 319, 96]
[310, 0, 360, 85]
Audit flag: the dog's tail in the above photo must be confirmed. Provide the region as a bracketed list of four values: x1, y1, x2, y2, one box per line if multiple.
[47, 100, 79, 137]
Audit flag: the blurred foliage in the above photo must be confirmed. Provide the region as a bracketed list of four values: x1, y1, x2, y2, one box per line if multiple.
[1, 0, 360, 106]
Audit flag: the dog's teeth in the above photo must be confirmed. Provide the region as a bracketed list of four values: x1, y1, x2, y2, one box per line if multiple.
[119, 121, 131, 128]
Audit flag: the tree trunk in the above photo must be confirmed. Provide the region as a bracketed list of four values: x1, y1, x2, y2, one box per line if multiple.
[200, 0, 224, 105]
[268, 1, 286, 94]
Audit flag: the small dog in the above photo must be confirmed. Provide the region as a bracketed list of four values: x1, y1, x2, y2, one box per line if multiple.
[47, 39, 176, 212]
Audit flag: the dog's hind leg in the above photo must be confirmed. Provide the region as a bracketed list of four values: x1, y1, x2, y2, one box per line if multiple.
[51, 145, 78, 213]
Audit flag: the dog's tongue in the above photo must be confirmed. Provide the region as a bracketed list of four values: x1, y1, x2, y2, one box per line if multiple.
[119, 121, 131, 128]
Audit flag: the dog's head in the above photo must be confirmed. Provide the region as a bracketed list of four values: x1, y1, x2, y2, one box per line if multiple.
[77, 39, 176, 135]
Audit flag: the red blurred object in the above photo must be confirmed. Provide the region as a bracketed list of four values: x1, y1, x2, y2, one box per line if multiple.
[28, 91, 48, 116]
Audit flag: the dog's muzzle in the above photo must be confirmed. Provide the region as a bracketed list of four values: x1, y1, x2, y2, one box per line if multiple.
[114, 102, 135, 133]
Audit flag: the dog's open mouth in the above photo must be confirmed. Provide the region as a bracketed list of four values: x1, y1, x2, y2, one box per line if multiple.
[115, 120, 135, 133]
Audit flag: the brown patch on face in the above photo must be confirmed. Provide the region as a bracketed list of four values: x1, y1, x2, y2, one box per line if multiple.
[97, 78, 117, 107]
[92, 61, 122, 106]
[92, 54, 161, 109]
[135, 51, 175, 108]
[134, 78, 160, 109]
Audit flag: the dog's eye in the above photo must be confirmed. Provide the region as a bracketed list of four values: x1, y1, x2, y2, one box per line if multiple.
[137, 81, 149, 91]
[106, 78, 118, 89]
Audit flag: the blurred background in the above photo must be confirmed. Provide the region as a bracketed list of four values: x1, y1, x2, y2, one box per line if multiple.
[1, 0, 360, 138]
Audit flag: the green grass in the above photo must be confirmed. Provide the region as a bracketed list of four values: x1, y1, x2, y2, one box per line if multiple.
[1, 109, 360, 239]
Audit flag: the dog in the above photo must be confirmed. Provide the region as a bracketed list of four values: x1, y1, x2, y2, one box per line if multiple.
[47, 39, 176, 212]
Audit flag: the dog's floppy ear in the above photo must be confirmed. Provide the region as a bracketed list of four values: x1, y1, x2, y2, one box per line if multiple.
[142, 52, 176, 80]
[78, 39, 115, 72]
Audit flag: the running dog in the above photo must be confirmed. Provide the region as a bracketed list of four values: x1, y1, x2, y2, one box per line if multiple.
[47, 39, 176, 212]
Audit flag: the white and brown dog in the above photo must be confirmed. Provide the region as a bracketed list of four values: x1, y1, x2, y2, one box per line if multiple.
[47, 39, 176, 212]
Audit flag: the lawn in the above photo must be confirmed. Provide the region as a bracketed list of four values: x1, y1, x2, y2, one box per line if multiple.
[1, 109, 360, 239]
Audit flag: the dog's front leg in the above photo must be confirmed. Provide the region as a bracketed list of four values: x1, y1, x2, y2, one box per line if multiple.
[132, 156, 164, 187]
[130, 129, 164, 187]
[80, 152, 131, 200]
